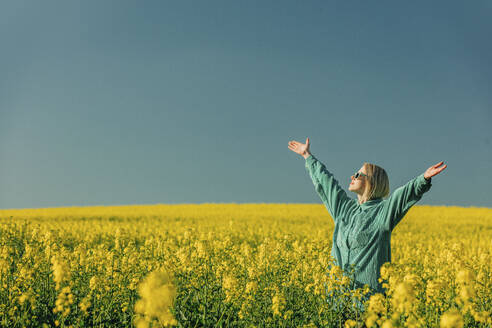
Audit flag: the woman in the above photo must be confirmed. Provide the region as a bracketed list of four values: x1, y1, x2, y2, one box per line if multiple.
[288, 137, 447, 295]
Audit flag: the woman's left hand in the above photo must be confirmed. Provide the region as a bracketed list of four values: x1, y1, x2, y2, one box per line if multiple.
[424, 161, 447, 180]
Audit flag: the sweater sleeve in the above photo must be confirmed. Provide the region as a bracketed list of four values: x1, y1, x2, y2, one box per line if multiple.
[305, 154, 356, 223]
[383, 173, 432, 231]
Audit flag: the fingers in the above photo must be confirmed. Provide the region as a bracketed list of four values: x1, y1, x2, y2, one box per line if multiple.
[288, 141, 301, 148]
[435, 163, 447, 173]
[288, 143, 297, 150]
[288, 139, 308, 148]
[428, 164, 447, 178]
[433, 161, 444, 168]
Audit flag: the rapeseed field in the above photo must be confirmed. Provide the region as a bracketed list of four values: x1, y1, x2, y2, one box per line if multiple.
[0, 204, 490, 327]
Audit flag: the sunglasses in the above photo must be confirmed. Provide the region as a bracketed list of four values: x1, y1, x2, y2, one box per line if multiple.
[353, 172, 368, 179]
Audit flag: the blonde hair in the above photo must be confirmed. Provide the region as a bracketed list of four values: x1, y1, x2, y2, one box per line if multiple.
[361, 162, 390, 202]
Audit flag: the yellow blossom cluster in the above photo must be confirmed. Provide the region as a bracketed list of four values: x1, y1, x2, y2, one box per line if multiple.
[134, 269, 177, 328]
[363, 205, 491, 328]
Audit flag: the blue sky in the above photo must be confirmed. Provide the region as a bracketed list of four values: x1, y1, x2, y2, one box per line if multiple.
[1, 1, 491, 209]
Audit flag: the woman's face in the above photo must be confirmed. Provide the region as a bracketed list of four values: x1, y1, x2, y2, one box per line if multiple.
[349, 165, 368, 195]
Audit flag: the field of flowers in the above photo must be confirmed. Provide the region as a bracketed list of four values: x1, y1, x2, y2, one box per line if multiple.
[0, 204, 491, 327]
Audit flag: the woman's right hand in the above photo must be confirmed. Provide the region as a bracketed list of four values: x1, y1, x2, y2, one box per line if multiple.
[288, 138, 311, 158]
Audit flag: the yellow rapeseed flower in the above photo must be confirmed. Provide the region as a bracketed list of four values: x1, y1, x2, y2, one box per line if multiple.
[456, 269, 474, 285]
[134, 268, 177, 327]
[440, 309, 463, 328]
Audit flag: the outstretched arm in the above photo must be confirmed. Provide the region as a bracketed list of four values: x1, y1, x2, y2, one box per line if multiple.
[384, 161, 447, 231]
[288, 138, 356, 222]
